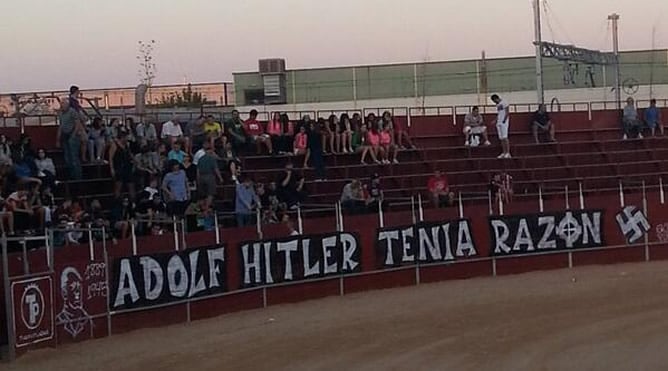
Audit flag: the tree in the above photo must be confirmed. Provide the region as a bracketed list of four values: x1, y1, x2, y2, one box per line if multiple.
[137, 40, 157, 86]
[156, 84, 207, 108]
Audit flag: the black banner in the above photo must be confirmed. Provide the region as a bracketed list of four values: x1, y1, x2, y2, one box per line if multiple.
[239, 232, 361, 287]
[489, 210, 605, 256]
[110, 245, 226, 310]
[376, 219, 478, 267]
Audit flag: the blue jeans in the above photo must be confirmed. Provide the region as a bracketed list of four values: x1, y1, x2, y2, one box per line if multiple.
[62, 135, 82, 179]
[236, 213, 254, 227]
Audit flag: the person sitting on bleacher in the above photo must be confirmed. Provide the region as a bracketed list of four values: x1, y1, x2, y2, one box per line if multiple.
[463, 106, 491, 147]
[161, 116, 185, 145]
[0, 135, 13, 166]
[225, 110, 247, 154]
[34, 149, 57, 190]
[644, 98, 664, 137]
[339, 114, 354, 153]
[340, 179, 366, 215]
[357, 124, 380, 165]
[244, 109, 273, 155]
[382, 111, 416, 150]
[531, 104, 556, 143]
[135, 119, 158, 147]
[622, 97, 643, 140]
[427, 170, 455, 208]
[276, 162, 307, 210]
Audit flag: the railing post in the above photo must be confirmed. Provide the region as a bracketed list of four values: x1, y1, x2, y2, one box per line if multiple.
[538, 185, 544, 212]
[335, 203, 341, 232]
[214, 213, 221, 245]
[181, 219, 187, 251]
[643, 180, 650, 262]
[458, 192, 464, 219]
[488, 189, 494, 215]
[378, 200, 385, 228]
[131, 220, 138, 256]
[418, 194, 424, 222]
[498, 190, 504, 216]
[579, 182, 585, 210]
[619, 180, 625, 207]
[565, 185, 570, 210]
[173, 216, 179, 251]
[88, 223, 95, 261]
[256, 208, 263, 240]
[660, 177, 665, 205]
[411, 196, 417, 224]
[2, 233, 16, 361]
[297, 206, 304, 234]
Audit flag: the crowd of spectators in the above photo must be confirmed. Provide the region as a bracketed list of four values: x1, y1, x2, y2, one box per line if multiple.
[3, 87, 427, 240]
[12, 87, 665, 241]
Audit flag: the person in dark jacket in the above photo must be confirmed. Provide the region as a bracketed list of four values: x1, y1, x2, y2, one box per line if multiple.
[304, 121, 326, 181]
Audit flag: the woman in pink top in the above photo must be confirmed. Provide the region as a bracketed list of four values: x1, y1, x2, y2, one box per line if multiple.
[382, 111, 416, 149]
[267, 112, 283, 154]
[379, 126, 399, 164]
[366, 126, 384, 165]
[293, 125, 308, 157]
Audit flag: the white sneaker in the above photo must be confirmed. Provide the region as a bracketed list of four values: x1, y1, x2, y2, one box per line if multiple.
[505, 153, 512, 159]
[623, 134, 628, 140]
[484, 140, 491, 146]
[464, 141, 470, 147]
[497, 153, 506, 159]
[638, 133, 644, 139]
[392, 159, 399, 164]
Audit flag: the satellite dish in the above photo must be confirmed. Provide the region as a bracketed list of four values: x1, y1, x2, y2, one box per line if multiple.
[622, 78, 639, 95]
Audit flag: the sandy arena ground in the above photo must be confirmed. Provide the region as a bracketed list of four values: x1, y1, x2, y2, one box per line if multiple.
[8, 261, 668, 371]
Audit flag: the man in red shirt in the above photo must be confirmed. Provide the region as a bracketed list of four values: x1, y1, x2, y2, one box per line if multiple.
[427, 170, 455, 208]
[244, 109, 273, 155]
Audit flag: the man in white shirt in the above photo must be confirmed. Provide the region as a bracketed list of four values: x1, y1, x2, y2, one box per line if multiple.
[161, 117, 184, 144]
[491, 94, 511, 158]
[463, 106, 491, 147]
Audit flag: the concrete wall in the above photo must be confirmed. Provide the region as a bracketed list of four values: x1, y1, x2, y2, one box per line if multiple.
[234, 50, 668, 109]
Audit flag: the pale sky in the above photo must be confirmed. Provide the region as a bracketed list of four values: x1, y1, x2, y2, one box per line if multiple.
[1, 0, 666, 93]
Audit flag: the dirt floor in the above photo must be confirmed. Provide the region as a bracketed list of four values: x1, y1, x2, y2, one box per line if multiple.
[8, 261, 668, 371]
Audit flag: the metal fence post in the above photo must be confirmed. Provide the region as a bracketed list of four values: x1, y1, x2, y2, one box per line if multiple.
[214, 213, 221, 245]
[131, 221, 138, 256]
[2, 234, 16, 361]
[378, 200, 385, 228]
[538, 185, 544, 212]
[87, 223, 95, 261]
[297, 206, 304, 234]
[256, 208, 263, 240]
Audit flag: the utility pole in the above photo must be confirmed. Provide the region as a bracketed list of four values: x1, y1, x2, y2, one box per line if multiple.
[608, 13, 621, 108]
[533, 0, 545, 105]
